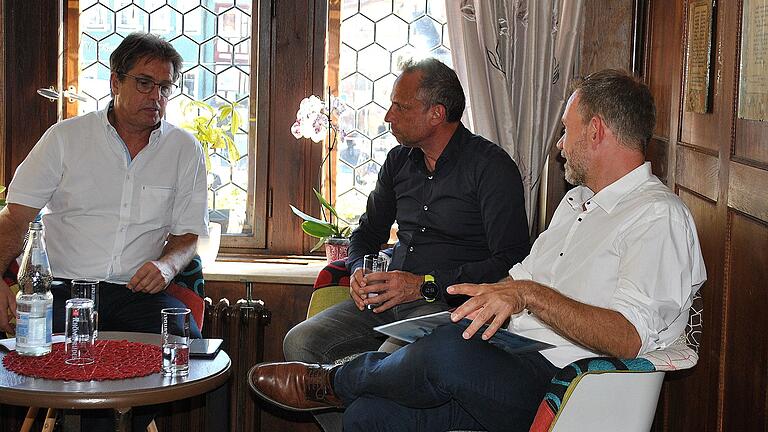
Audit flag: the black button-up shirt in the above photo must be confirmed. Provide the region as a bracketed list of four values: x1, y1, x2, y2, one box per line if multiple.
[347, 123, 530, 300]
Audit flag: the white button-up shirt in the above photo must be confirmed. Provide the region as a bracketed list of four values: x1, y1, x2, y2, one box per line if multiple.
[8, 106, 209, 284]
[509, 163, 706, 368]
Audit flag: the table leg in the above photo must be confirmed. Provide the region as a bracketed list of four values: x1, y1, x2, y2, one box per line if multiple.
[19, 407, 38, 432]
[41, 409, 56, 432]
[114, 407, 132, 432]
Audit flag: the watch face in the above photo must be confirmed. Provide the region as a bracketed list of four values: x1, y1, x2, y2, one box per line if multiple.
[421, 281, 439, 300]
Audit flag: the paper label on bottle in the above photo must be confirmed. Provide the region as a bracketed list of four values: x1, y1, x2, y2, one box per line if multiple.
[16, 312, 29, 343]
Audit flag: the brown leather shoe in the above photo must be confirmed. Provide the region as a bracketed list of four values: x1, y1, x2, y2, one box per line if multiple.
[248, 361, 343, 412]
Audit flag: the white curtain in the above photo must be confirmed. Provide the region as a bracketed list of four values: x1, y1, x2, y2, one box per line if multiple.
[446, 0, 584, 232]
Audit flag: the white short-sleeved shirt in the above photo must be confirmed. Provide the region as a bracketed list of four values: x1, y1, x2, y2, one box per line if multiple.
[7, 105, 209, 284]
[508, 162, 706, 368]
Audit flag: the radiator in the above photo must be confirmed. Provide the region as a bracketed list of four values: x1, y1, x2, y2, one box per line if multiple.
[155, 296, 272, 432]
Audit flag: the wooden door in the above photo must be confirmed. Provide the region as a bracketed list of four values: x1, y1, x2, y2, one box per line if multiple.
[646, 0, 768, 430]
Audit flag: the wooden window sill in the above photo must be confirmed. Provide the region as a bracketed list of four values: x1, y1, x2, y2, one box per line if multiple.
[202, 256, 328, 285]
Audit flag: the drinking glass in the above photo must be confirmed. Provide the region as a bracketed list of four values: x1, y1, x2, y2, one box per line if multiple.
[71, 279, 99, 339]
[161, 308, 191, 377]
[363, 253, 389, 310]
[64, 298, 95, 365]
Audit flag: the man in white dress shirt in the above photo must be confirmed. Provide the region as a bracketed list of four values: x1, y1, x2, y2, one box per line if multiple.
[247, 69, 707, 432]
[0, 32, 208, 338]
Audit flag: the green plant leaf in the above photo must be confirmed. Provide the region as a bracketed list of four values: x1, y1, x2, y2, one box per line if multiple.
[313, 188, 339, 219]
[230, 107, 242, 134]
[224, 134, 241, 161]
[0, 185, 5, 194]
[301, 220, 335, 238]
[290, 205, 327, 225]
[309, 237, 326, 252]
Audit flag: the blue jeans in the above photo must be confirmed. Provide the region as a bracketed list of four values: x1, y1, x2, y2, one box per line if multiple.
[52, 281, 202, 338]
[283, 298, 451, 363]
[283, 298, 451, 432]
[335, 325, 559, 432]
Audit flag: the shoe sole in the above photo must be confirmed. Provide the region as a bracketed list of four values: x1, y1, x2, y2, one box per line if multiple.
[247, 364, 340, 413]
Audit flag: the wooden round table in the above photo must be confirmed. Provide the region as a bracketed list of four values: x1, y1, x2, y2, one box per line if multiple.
[0, 332, 231, 430]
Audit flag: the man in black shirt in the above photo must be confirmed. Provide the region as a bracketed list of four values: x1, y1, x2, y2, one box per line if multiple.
[284, 58, 528, 367]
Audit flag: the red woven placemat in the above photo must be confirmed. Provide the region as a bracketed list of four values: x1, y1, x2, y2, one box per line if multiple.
[3, 340, 161, 381]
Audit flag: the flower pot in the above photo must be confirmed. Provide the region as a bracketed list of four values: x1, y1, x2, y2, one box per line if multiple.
[325, 237, 350, 263]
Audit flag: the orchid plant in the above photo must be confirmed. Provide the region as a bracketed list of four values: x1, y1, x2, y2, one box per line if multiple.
[290, 94, 352, 251]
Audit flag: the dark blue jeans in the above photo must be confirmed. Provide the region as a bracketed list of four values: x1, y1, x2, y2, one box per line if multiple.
[335, 325, 559, 432]
[52, 280, 202, 338]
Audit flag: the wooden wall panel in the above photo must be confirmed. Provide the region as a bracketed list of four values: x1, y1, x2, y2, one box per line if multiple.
[579, 0, 633, 76]
[2, 1, 59, 184]
[661, 188, 723, 432]
[678, 1, 733, 153]
[265, 0, 328, 255]
[728, 161, 768, 223]
[646, 0, 682, 141]
[675, 145, 719, 201]
[722, 212, 768, 431]
[735, 118, 768, 165]
[205, 280, 320, 432]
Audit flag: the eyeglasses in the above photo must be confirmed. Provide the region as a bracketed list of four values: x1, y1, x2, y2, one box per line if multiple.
[120, 72, 177, 98]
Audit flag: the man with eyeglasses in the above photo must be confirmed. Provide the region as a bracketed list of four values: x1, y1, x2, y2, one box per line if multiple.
[0, 32, 208, 339]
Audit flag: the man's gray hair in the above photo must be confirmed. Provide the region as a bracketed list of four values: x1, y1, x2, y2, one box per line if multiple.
[110, 32, 183, 82]
[399, 58, 465, 122]
[570, 69, 656, 152]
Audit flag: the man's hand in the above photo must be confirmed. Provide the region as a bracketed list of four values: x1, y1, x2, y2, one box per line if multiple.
[0, 278, 17, 333]
[447, 279, 531, 341]
[353, 270, 424, 313]
[349, 268, 368, 310]
[127, 261, 174, 294]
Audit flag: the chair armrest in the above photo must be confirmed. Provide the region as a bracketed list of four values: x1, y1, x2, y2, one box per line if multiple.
[307, 286, 349, 319]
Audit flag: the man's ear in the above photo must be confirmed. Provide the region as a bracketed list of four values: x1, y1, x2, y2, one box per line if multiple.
[430, 104, 447, 125]
[110, 72, 121, 96]
[589, 115, 606, 147]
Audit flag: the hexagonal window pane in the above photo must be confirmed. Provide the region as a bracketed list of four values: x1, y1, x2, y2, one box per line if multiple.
[80, 62, 112, 101]
[200, 37, 233, 71]
[340, 73, 374, 109]
[375, 15, 408, 51]
[360, 0, 391, 21]
[442, 24, 451, 49]
[150, 6, 183, 40]
[80, 0, 99, 10]
[144, 0, 167, 13]
[218, 7, 251, 44]
[181, 66, 216, 100]
[337, 189, 369, 225]
[168, 0, 200, 14]
[394, 0, 426, 23]
[373, 74, 396, 108]
[339, 132, 370, 168]
[410, 16, 441, 50]
[357, 103, 388, 139]
[165, 94, 195, 126]
[339, 44, 357, 80]
[79, 34, 98, 70]
[185, 7, 216, 43]
[354, 161, 380, 195]
[429, 46, 452, 67]
[341, 14, 374, 50]
[372, 132, 398, 164]
[81, 4, 115, 40]
[426, 0, 448, 23]
[357, 45, 390, 81]
[217, 67, 250, 103]
[391, 45, 419, 73]
[170, 36, 200, 71]
[340, 0, 359, 21]
[233, 39, 251, 72]
[115, 5, 149, 36]
[99, 33, 125, 64]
